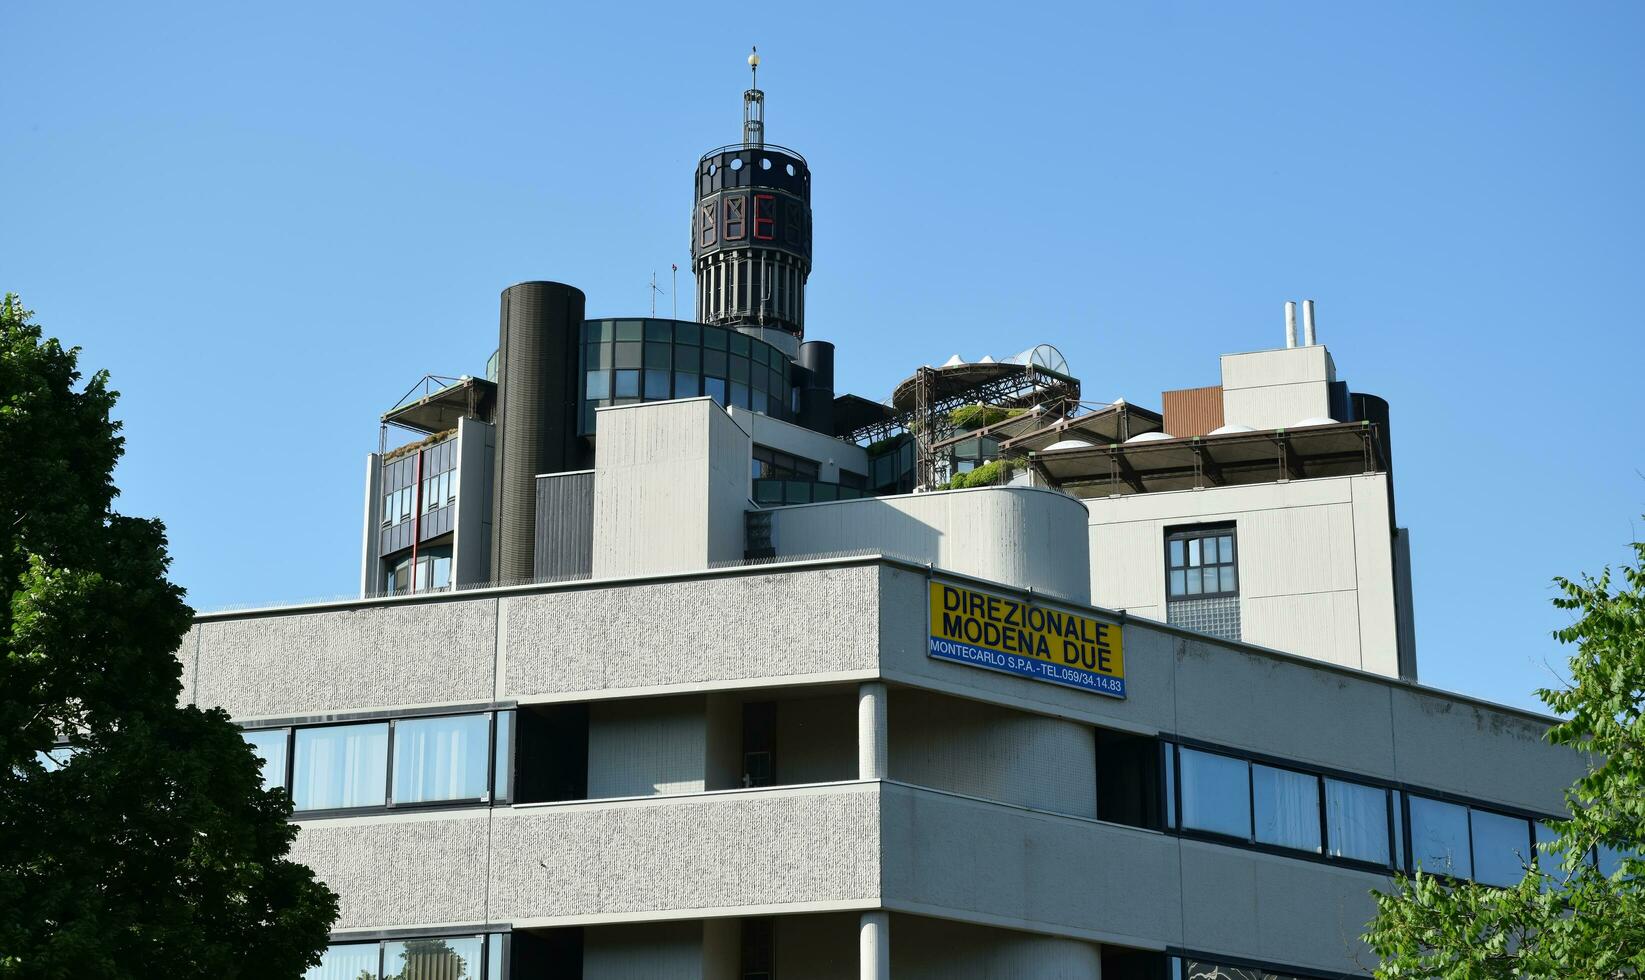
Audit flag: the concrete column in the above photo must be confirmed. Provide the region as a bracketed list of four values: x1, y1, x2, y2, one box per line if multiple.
[859, 911, 889, 980]
[858, 682, 888, 780]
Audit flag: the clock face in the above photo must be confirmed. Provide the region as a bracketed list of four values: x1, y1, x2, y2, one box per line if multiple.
[694, 189, 810, 260]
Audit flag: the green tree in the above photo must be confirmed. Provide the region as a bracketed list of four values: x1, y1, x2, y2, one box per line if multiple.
[1364, 533, 1645, 978]
[0, 294, 338, 977]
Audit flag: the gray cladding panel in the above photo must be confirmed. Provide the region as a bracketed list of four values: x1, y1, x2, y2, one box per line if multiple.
[503, 565, 881, 699]
[880, 785, 1184, 944]
[1390, 688, 1579, 813]
[195, 600, 498, 718]
[488, 787, 880, 920]
[534, 471, 594, 580]
[1178, 839, 1380, 976]
[291, 813, 491, 930]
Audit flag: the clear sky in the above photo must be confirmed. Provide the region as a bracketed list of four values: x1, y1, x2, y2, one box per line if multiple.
[3, 2, 1641, 712]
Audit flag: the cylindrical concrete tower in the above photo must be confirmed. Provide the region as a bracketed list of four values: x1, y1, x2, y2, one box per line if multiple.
[490, 281, 586, 585]
[691, 50, 812, 342]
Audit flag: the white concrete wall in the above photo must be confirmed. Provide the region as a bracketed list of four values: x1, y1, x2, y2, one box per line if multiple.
[729, 406, 870, 483]
[453, 416, 495, 590]
[591, 398, 751, 579]
[889, 687, 1098, 818]
[1219, 345, 1337, 430]
[587, 696, 708, 798]
[1086, 473, 1404, 677]
[768, 486, 1091, 603]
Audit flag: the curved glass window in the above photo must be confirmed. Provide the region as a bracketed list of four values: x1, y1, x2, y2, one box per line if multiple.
[579, 319, 793, 434]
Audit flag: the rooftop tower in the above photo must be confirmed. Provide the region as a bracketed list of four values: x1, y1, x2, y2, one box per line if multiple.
[691, 48, 813, 351]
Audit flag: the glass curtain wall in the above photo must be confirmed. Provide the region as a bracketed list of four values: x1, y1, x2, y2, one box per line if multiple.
[581, 319, 793, 433]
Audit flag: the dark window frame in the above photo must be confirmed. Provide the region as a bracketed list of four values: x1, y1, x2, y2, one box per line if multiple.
[1165, 522, 1239, 600]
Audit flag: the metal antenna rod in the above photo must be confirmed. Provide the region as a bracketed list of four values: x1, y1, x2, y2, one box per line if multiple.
[743, 47, 764, 146]
[649, 271, 664, 317]
[671, 263, 678, 320]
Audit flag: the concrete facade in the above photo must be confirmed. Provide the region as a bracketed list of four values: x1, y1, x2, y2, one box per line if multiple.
[1086, 474, 1411, 678]
[194, 553, 1584, 978]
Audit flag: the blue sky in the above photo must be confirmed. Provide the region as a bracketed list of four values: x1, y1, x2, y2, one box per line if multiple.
[3, 2, 1641, 712]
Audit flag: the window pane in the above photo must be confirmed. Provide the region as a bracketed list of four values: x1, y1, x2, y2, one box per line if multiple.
[675, 321, 700, 345]
[1202, 568, 1220, 593]
[305, 943, 379, 980]
[1169, 570, 1185, 597]
[731, 382, 749, 408]
[1472, 809, 1532, 887]
[382, 936, 483, 980]
[1169, 540, 1185, 568]
[703, 325, 727, 350]
[645, 320, 672, 342]
[293, 723, 389, 811]
[1188, 538, 1201, 567]
[586, 342, 609, 368]
[676, 345, 701, 372]
[644, 370, 670, 399]
[584, 370, 610, 400]
[643, 342, 670, 371]
[1202, 536, 1217, 563]
[613, 370, 640, 398]
[493, 711, 512, 803]
[1325, 779, 1389, 865]
[704, 377, 727, 405]
[673, 371, 698, 397]
[1253, 765, 1321, 852]
[243, 728, 289, 792]
[1185, 568, 1202, 595]
[1595, 843, 1637, 878]
[1409, 796, 1472, 878]
[1220, 566, 1238, 593]
[704, 349, 727, 377]
[1219, 535, 1234, 561]
[393, 714, 491, 804]
[614, 319, 643, 341]
[1178, 748, 1251, 839]
[729, 355, 749, 384]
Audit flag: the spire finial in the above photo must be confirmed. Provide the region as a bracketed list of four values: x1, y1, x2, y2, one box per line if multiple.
[742, 46, 765, 146]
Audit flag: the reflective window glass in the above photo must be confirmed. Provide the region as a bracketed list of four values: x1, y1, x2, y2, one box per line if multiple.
[614, 341, 642, 369]
[1169, 540, 1185, 566]
[731, 382, 749, 408]
[591, 320, 614, 342]
[729, 331, 750, 356]
[644, 370, 670, 399]
[1471, 809, 1531, 887]
[493, 711, 512, 803]
[1325, 778, 1389, 865]
[243, 728, 289, 792]
[703, 325, 727, 350]
[1409, 796, 1472, 877]
[677, 346, 701, 373]
[704, 377, 727, 405]
[1252, 765, 1321, 852]
[752, 390, 768, 414]
[1178, 748, 1251, 839]
[704, 349, 728, 377]
[645, 320, 672, 342]
[1597, 843, 1638, 878]
[675, 321, 700, 345]
[614, 319, 643, 341]
[586, 342, 609, 369]
[643, 342, 670, 371]
[293, 723, 389, 811]
[729, 356, 749, 384]
[305, 943, 379, 980]
[392, 714, 490, 804]
[614, 370, 640, 398]
[380, 936, 484, 980]
[585, 370, 610, 400]
[674, 372, 699, 397]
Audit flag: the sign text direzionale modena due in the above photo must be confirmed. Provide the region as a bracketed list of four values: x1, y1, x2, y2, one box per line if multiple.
[927, 581, 1125, 699]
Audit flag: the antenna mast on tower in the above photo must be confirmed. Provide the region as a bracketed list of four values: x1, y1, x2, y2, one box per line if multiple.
[743, 46, 764, 146]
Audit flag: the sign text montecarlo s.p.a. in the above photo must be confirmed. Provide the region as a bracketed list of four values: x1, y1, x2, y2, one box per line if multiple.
[927, 581, 1125, 698]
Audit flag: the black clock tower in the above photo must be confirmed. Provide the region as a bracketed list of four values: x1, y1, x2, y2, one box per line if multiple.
[690, 49, 813, 343]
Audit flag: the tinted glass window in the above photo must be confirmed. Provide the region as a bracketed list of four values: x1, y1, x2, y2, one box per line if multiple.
[1409, 796, 1472, 877]
[382, 937, 483, 980]
[493, 711, 513, 803]
[305, 943, 378, 980]
[293, 723, 389, 811]
[243, 728, 289, 792]
[1471, 809, 1532, 887]
[1252, 765, 1321, 852]
[1178, 748, 1250, 839]
[1325, 778, 1389, 866]
[392, 714, 490, 804]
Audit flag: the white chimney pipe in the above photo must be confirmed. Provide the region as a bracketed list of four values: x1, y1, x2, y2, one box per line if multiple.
[1284, 301, 1297, 349]
[1303, 299, 1317, 346]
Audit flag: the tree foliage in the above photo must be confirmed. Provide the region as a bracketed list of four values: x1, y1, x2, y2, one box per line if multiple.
[0, 294, 337, 977]
[1364, 532, 1645, 978]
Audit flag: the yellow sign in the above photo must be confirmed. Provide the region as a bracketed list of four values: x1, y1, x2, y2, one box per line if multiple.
[928, 581, 1125, 698]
